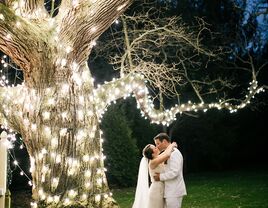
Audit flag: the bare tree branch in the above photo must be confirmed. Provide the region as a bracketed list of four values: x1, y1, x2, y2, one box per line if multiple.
[92, 3, 267, 119]
[95, 11, 227, 105]
[57, 0, 133, 64]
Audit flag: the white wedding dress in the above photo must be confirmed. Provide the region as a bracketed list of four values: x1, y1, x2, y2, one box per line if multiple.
[132, 158, 165, 208]
[147, 162, 165, 208]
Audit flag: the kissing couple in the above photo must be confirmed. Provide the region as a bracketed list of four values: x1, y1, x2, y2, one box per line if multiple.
[132, 133, 187, 208]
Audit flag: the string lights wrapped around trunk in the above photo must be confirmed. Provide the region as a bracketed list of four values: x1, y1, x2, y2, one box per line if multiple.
[0, 1, 266, 207]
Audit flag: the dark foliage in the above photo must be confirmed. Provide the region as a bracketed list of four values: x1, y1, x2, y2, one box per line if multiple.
[170, 107, 267, 173]
[101, 104, 139, 187]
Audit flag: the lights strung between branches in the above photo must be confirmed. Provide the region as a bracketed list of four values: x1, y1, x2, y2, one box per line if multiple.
[0, 47, 265, 126]
[0, 1, 266, 207]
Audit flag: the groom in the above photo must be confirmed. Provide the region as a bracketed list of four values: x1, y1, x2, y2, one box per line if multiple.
[153, 133, 187, 208]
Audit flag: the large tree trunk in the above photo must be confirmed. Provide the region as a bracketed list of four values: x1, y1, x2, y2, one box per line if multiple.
[0, 1, 134, 206]
[12, 64, 117, 207]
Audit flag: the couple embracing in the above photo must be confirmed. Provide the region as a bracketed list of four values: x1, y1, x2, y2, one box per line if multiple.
[132, 133, 187, 208]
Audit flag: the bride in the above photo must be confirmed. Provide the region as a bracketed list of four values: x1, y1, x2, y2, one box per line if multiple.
[132, 141, 177, 208]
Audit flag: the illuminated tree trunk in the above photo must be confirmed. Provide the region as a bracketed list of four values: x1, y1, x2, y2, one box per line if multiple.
[0, 57, 120, 207]
[18, 68, 115, 207]
[0, 0, 134, 207]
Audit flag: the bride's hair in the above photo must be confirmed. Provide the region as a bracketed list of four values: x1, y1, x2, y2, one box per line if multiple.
[142, 144, 153, 160]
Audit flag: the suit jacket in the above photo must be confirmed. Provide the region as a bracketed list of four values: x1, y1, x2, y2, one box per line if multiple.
[160, 148, 187, 198]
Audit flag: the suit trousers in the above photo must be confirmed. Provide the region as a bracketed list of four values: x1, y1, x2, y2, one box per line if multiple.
[165, 197, 183, 208]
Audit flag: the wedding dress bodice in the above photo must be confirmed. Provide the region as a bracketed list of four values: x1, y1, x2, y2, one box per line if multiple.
[149, 162, 165, 182]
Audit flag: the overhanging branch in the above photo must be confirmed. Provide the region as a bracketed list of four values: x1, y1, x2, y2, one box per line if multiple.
[93, 74, 136, 119]
[94, 73, 265, 126]
[134, 77, 265, 126]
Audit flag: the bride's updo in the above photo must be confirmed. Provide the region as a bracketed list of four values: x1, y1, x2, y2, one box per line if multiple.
[142, 144, 153, 160]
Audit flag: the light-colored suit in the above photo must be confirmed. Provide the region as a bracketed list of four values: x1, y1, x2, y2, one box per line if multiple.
[160, 148, 186, 207]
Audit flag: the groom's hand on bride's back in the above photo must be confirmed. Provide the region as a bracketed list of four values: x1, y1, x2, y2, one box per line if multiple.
[154, 173, 160, 181]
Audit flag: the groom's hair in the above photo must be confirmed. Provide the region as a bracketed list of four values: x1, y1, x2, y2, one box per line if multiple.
[153, 133, 171, 143]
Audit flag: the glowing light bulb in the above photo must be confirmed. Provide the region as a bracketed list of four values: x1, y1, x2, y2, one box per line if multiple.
[85, 182, 91, 188]
[66, 46, 72, 53]
[82, 194, 88, 200]
[95, 194, 101, 202]
[91, 26, 97, 32]
[64, 198, 71, 205]
[51, 137, 58, 147]
[6, 34, 11, 40]
[0, 14, 4, 20]
[85, 170, 91, 177]
[54, 195, 60, 203]
[61, 59, 67, 67]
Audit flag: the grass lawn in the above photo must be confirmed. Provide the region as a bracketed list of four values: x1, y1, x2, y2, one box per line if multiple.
[112, 170, 268, 208]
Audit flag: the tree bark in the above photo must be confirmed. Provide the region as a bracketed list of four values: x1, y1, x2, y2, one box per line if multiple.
[21, 85, 116, 208]
[0, 0, 133, 207]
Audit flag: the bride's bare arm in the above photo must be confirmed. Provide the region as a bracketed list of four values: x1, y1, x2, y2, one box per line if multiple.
[150, 142, 177, 169]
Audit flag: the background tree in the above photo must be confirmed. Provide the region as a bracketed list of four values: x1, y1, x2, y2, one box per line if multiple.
[102, 103, 139, 187]
[120, 99, 161, 151]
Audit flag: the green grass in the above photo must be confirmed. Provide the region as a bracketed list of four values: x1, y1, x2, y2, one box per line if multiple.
[112, 170, 268, 208]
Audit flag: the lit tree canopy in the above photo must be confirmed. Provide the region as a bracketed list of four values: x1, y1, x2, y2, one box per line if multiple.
[0, 0, 266, 208]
